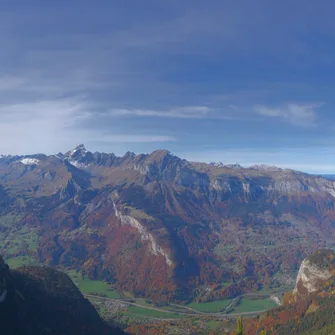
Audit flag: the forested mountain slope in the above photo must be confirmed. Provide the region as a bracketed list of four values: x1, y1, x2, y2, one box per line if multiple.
[1, 146, 335, 302]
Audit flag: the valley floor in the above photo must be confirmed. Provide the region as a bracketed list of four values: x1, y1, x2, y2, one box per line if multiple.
[4, 255, 290, 334]
[67, 269, 285, 334]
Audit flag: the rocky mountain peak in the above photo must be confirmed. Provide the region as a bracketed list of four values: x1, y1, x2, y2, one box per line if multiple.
[146, 149, 177, 164]
[66, 144, 87, 158]
[123, 151, 136, 159]
[209, 161, 224, 167]
[151, 149, 171, 156]
[64, 144, 95, 168]
[74, 144, 86, 152]
[250, 164, 283, 172]
[224, 163, 243, 169]
[209, 162, 243, 169]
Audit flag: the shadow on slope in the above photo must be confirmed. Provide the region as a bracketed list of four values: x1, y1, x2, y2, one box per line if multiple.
[0, 257, 125, 335]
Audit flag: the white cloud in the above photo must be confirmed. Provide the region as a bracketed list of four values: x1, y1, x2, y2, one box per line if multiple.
[0, 97, 177, 154]
[254, 103, 322, 126]
[109, 106, 249, 120]
[0, 4, 332, 158]
[0, 98, 93, 124]
[0, 97, 94, 154]
[109, 106, 211, 119]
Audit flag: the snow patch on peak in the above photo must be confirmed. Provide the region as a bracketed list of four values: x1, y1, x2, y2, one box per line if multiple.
[20, 158, 39, 165]
[69, 160, 81, 168]
[68, 159, 91, 169]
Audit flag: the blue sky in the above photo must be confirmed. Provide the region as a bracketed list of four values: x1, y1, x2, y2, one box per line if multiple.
[1, 1, 335, 173]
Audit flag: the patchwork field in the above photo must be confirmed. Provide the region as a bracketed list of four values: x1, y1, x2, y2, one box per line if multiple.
[67, 269, 121, 299]
[187, 299, 231, 313]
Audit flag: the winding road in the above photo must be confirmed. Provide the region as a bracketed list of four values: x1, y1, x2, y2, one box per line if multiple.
[84, 293, 277, 319]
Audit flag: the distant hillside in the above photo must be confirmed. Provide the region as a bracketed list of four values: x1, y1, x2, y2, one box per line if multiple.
[0, 257, 125, 335]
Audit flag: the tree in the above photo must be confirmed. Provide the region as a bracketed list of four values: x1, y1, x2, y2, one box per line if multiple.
[235, 316, 244, 335]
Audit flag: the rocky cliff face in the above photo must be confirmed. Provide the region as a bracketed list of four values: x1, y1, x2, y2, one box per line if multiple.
[293, 249, 335, 299]
[1, 146, 335, 302]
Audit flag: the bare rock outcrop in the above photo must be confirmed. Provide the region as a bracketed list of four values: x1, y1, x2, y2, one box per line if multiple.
[293, 249, 335, 300]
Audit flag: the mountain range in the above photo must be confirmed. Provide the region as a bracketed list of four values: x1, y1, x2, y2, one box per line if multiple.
[1, 145, 335, 303]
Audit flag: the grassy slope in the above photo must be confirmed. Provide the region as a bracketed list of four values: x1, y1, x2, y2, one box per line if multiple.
[187, 299, 231, 313]
[232, 298, 277, 313]
[6, 255, 37, 268]
[67, 269, 120, 299]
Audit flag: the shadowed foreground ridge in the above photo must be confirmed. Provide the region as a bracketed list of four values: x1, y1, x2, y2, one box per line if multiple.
[0, 256, 125, 335]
